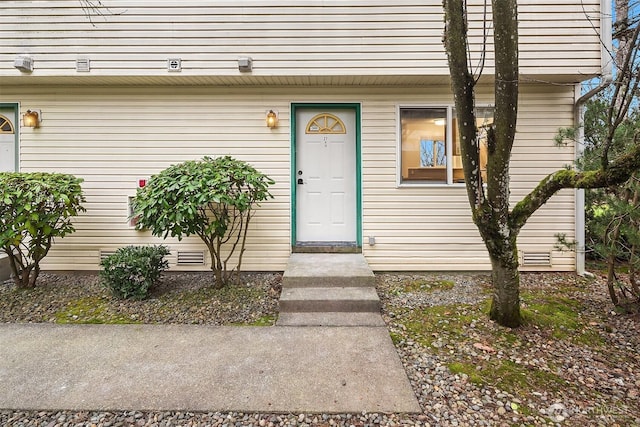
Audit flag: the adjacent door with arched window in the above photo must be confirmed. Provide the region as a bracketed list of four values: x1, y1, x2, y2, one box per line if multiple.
[0, 107, 17, 172]
[294, 107, 358, 245]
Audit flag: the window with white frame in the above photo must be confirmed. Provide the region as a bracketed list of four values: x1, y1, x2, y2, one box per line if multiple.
[399, 106, 493, 184]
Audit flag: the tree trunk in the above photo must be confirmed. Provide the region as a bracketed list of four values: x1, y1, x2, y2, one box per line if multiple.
[444, 0, 523, 328]
[606, 215, 622, 306]
[606, 256, 620, 306]
[483, 227, 522, 327]
[615, 0, 630, 67]
[442, 0, 484, 209]
[629, 188, 640, 299]
[489, 253, 522, 327]
[207, 244, 225, 289]
[7, 252, 34, 290]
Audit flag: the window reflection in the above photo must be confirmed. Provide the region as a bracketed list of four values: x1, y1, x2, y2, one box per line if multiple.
[400, 108, 447, 182]
[400, 106, 494, 184]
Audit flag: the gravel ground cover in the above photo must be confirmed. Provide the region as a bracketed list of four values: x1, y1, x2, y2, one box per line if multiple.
[1, 270, 639, 426]
[0, 271, 282, 325]
[378, 272, 639, 426]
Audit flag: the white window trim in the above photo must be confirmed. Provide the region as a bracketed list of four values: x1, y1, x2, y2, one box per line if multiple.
[396, 104, 493, 188]
[446, 106, 453, 184]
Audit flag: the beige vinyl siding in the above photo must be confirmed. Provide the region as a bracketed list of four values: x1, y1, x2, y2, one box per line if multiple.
[4, 83, 575, 272]
[0, 0, 601, 83]
[14, 89, 293, 271]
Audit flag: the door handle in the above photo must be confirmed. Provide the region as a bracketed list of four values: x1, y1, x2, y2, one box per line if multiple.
[297, 178, 304, 185]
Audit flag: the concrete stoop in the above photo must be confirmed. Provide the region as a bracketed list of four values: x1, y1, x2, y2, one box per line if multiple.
[277, 253, 383, 327]
[277, 312, 385, 327]
[280, 287, 380, 312]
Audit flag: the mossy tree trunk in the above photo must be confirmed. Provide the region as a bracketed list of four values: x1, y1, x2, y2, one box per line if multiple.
[489, 252, 521, 327]
[443, 0, 640, 327]
[444, 0, 523, 327]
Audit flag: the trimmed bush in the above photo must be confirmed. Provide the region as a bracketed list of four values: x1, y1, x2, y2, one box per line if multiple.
[100, 245, 170, 300]
[0, 172, 85, 288]
[133, 156, 274, 288]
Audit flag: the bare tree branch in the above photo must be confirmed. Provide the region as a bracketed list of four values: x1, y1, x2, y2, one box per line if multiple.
[79, 0, 126, 26]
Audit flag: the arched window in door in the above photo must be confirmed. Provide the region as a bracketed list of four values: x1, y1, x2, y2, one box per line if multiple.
[305, 113, 346, 134]
[0, 115, 14, 133]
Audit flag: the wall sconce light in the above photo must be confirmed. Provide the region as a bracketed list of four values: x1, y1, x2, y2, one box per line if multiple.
[23, 110, 41, 128]
[266, 110, 278, 128]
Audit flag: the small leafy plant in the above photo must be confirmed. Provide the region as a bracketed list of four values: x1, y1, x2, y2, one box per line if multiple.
[0, 172, 86, 288]
[100, 245, 170, 300]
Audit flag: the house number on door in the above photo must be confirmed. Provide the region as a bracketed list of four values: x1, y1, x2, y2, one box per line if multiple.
[323, 136, 328, 147]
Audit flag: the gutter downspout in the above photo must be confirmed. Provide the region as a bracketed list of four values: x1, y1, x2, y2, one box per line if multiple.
[573, 0, 613, 275]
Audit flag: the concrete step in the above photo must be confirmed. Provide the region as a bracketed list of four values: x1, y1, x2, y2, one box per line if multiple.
[279, 287, 380, 313]
[282, 253, 374, 288]
[276, 312, 386, 327]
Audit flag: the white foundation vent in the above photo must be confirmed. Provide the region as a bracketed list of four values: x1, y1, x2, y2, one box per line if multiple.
[167, 58, 182, 72]
[99, 250, 116, 261]
[177, 250, 205, 266]
[76, 58, 90, 72]
[521, 251, 552, 266]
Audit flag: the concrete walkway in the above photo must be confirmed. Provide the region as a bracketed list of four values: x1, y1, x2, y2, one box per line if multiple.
[0, 323, 420, 413]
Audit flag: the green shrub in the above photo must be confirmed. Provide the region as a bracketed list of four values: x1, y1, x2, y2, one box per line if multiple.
[100, 245, 170, 300]
[133, 156, 274, 288]
[0, 172, 86, 288]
